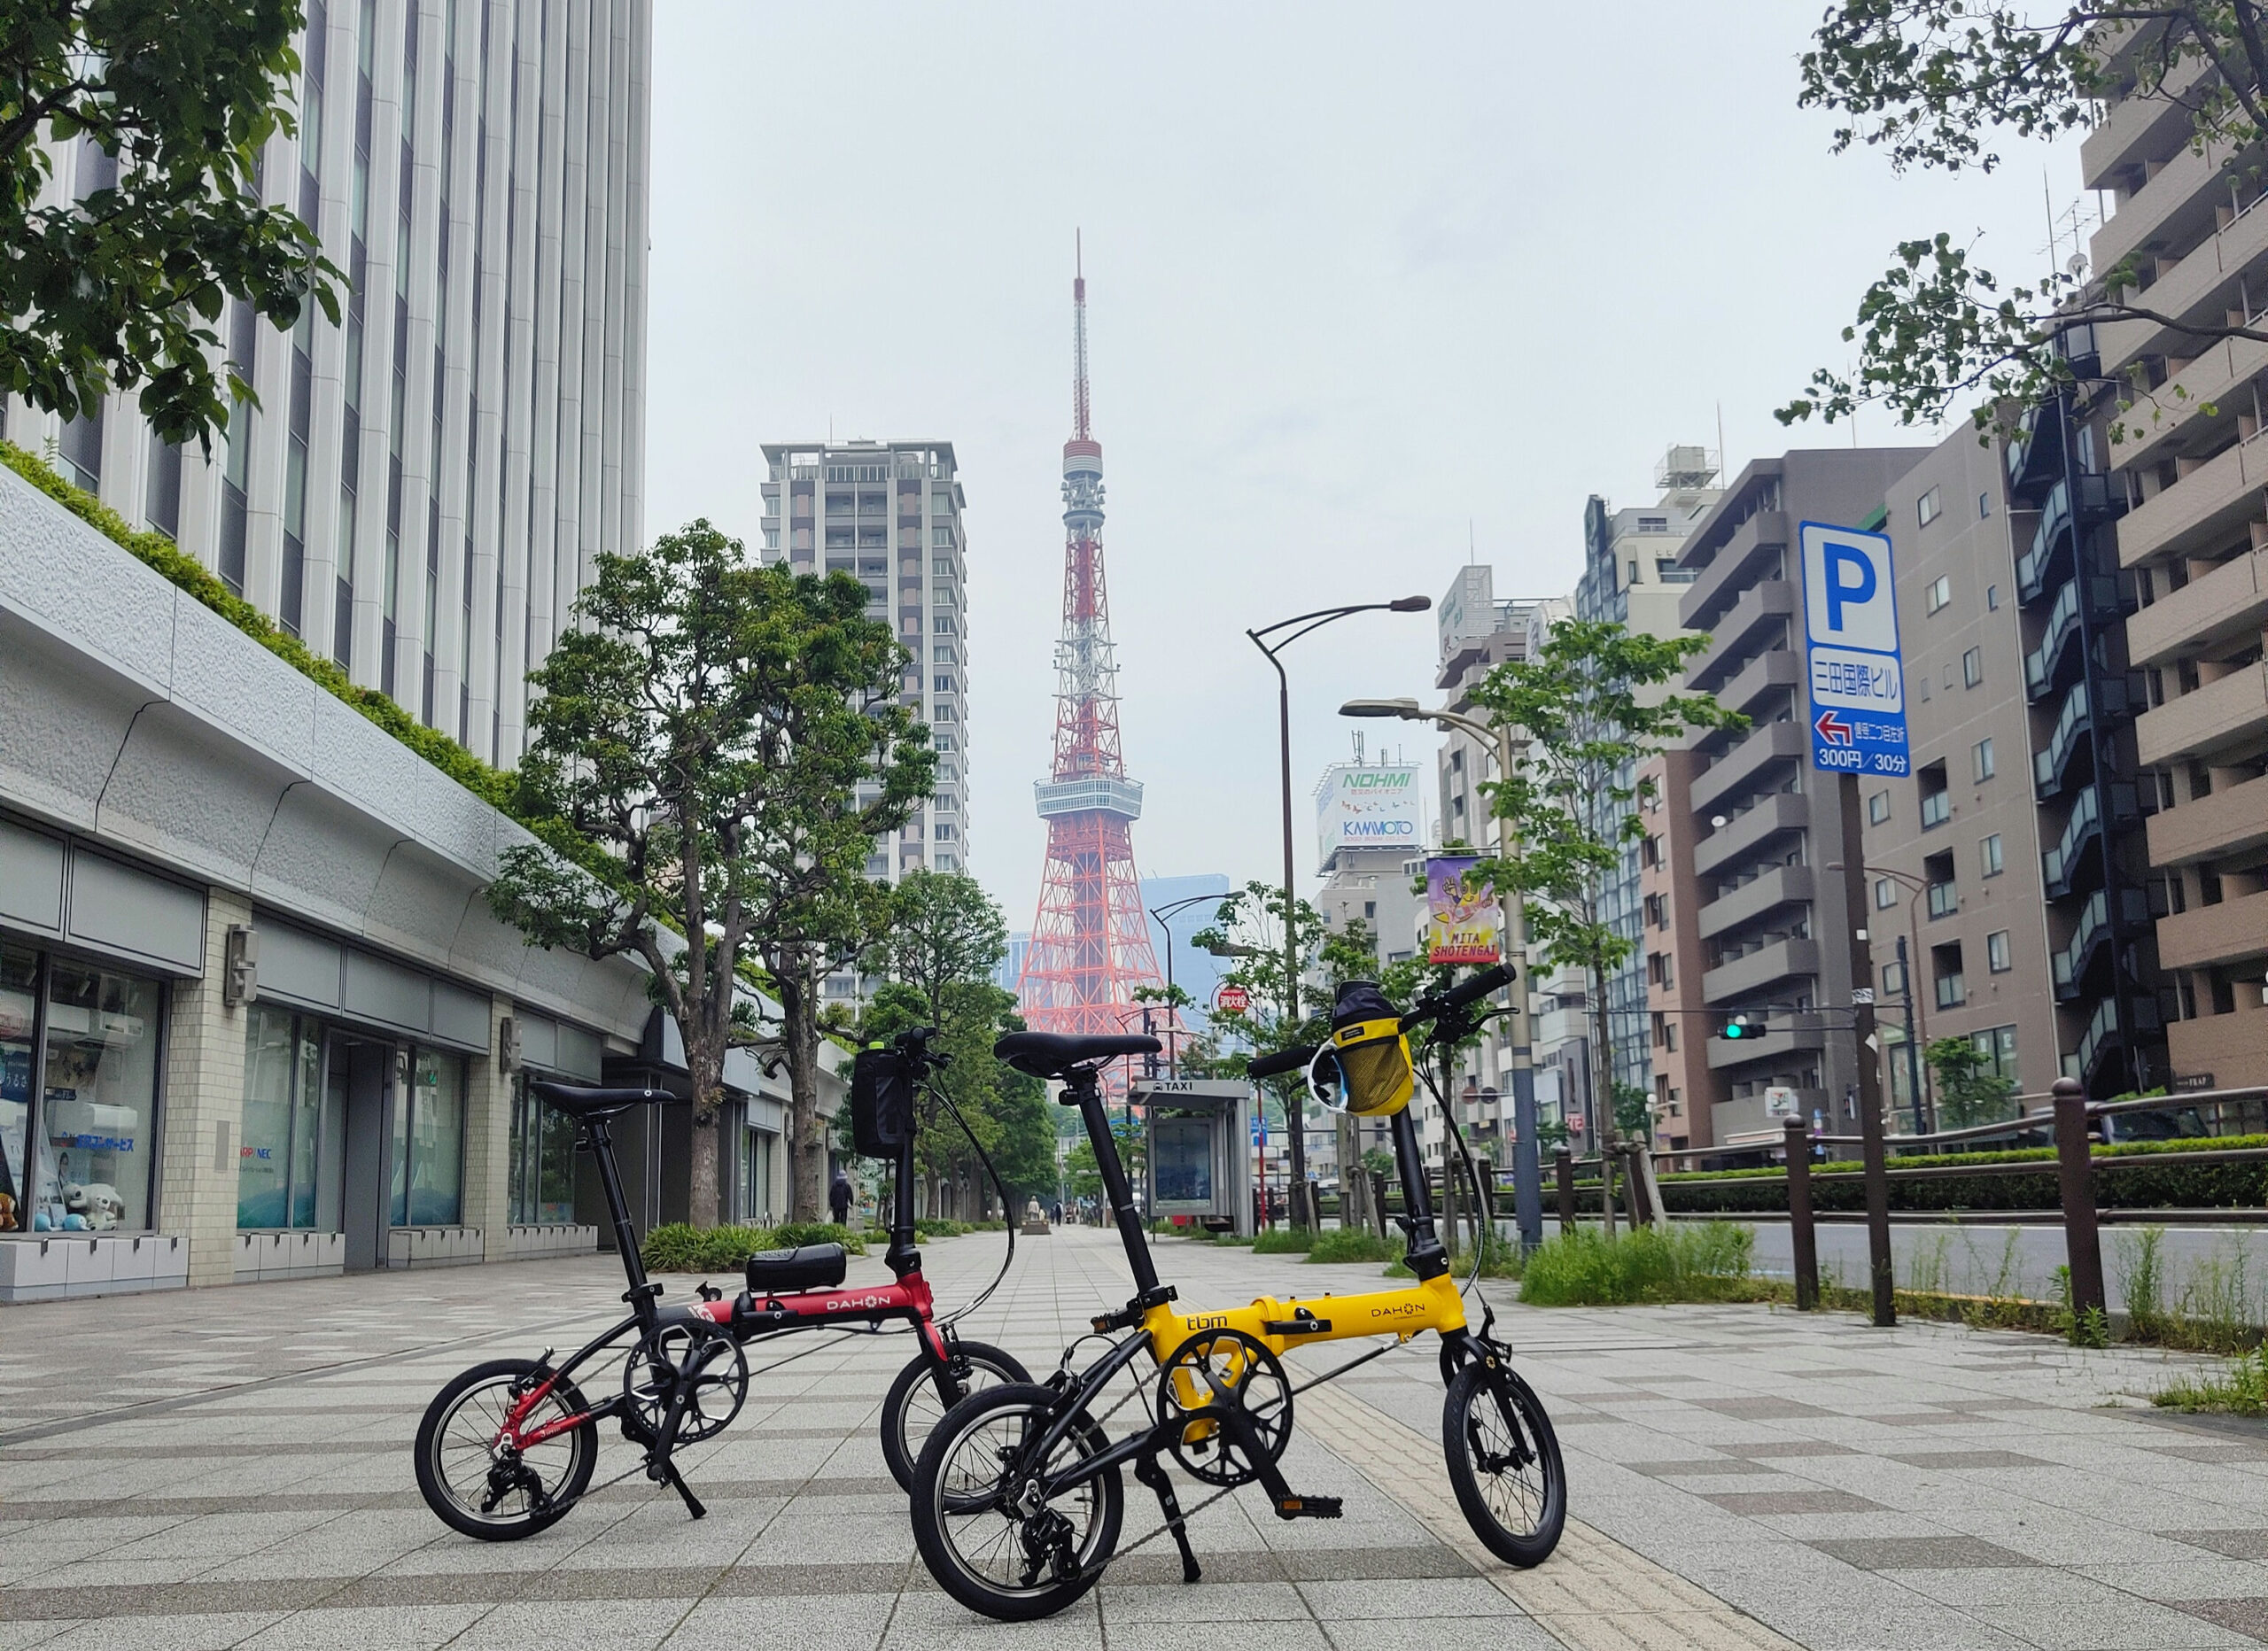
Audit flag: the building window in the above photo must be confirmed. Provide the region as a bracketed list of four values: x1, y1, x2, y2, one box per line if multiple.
[1927, 876, 1957, 919]
[238, 1006, 334, 1230]
[390, 1049, 465, 1227]
[935, 824, 955, 841]
[934, 675, 957, 694]
[1883, 959, 1907, 996]
[4, 947, 165, 1234]
[1973, 1024, 2018, 1079]
[1917, 486, 1942, 527]
[1962, 647, 1983, 688]
[1986, 583, 2000, 610]
[1875, 877, 1897, 910]
[506, 1073, 579, 1226]
[1867, 789, 1891, 825]
[1936, 966, 1966, 1009]
[1979, 492, 1991, 519]
[1979, 833, 2003, 878]
[1638, 515, 1668, 532]
[1987, 930, 2012, 973]
[1926, 574, 1952, 613]
[1920, 771, 1950, 827]
[1973, 738, 1995, 782]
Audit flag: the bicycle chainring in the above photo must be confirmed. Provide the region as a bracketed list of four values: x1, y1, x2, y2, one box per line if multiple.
[1155, 1328, 1293, 1488]
[624, 1320, 749, 1445]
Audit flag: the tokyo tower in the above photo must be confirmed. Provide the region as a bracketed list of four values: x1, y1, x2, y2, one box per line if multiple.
[1014, 246, 1167, 1039]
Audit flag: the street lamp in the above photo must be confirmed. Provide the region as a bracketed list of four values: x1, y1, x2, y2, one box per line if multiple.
[1829, 860, 1932, 1134]
[1247, 596, 1430, 1227]
[1148, 892, 1222, 1079]
[1341, 695, 1543, 1251]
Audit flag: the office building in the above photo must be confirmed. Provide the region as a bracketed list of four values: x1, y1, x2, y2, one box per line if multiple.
[1636, 751, 1727, 1155]
[1573, 446, 1724, 1115]
[2075, 48, 2268, 1086]
[1674, 448, 1931, 1142]
[4, 0, 654, 771]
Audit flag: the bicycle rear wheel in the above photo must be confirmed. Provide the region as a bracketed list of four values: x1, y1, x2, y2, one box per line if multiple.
[416, 1358, 598, 1540]
[1441, 1360, 1564, 1566]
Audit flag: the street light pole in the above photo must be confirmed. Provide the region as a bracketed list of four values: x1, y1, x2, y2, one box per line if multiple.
[1340, 695, 1542, 1253]
[1831, 860, 1931, 1135]
[1147, 893, 1220, 1080]
[1247, 596, 1430, 1228]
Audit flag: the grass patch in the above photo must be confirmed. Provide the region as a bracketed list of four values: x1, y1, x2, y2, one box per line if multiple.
[1306, 1228, 1402, 1265]
[1517, 1222, 1760, 1306]
[1252, 1228, 1315, 1254]
[641, 1221, 867, 1273]
[1211, 1230, 1258, 1247]
[2155, 1345, 2268, 1415]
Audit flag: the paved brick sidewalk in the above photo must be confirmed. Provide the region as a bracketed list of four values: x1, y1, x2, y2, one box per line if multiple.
[2, 1225, 2264, 1650]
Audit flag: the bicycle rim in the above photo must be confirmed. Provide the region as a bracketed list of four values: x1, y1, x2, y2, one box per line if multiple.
[430, 1374, 588, 1529]
[928, 1399, 1112, 1601]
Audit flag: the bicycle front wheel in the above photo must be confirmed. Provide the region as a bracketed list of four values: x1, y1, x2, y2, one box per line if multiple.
[416, 1358, 597, 1540]
[910, 1383, 1122, 1621]
[1441, 1360, 1565, 1567]
[880, 1338, 1030, 1492]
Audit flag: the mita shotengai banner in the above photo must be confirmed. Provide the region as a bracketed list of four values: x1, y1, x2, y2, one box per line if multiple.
[1314, 763, 1423, 871]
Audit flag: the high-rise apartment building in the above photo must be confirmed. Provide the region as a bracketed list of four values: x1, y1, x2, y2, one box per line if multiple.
[1573, 446, 1724, 1114]
[2075, 48, 2268, 1086]
[757, 440, 970, 890]
[1674, 449, 1930, 1142]
[5, 0, 654, 770]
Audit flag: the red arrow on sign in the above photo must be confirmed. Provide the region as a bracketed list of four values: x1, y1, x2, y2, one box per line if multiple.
[1814, 709, 1853, 746]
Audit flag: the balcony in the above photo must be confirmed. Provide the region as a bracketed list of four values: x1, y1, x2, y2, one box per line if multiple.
[2034, 677, 2137, 799]
[2023, 575, 2129, 702]
[2158, 888, 2268, 972]
[2068, 994, 2164, 1089]
[2109, 336, 2268, 474]
[2053, 886, 2151, 1000]
[2136, 660, 2268, 766]
[2006, 396, 2066, 501]
[2114, 431, 2268, 570]
[2088, 136, 2232, 321]
[1678, 510, 1789, 632]
[2042, 781, 2142, 899]
[2079, 52, 2209, 190]
[2147, 771, 2268, 868]
[2099, 162, 2268, 379]
[2017, 474, 2117, 603]
[1684, 580, 1798, 693]
[1702, 937, 1821, 1004]
[2167, 1002, 2268, 1087]
[1697, 864, 1815, 943]
[1711, 1088, 1829, 1148]
[1691, 721, 1806, 814]
[1712, 647, 1801, 722]
[2126, 547, 2268, 669]
[1692, 792, 1810, 879]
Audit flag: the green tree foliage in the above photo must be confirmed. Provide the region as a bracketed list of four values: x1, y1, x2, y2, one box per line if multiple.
[850, 873, 1053, 1216]
[486, 523, 929, 1224]
[1783, 3, 2268, 435]
[1466, 619, 1743, 1179]
[1927, 1035, 2021, 1130]
[3, 0, 342, 446]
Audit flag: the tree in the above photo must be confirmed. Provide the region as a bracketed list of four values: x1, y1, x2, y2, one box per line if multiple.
[4, 0, 342, 447]
[1466, 619, 1744, 1222]
[487, 522, 929, 1227]
[1927, 1036, 2020, 1129]
[867, 871, 1008, 1028]
[1782, 4, 2268, 436]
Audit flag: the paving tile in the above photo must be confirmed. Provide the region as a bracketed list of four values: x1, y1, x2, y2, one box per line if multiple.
[1705, 1492, 1889, 1516]
[1885, 1451, 2055, 1470]
[2165, 1531, 2268, 1563]
[2175, 1599, 2268, 1643]
[1806, 1537, 2039, 1570]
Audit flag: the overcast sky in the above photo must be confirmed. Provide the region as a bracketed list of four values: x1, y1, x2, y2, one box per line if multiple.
[644, 1, 2076, 931]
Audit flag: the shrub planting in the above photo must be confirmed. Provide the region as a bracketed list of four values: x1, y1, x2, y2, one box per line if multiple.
[1518, 1222, 1759, 1306]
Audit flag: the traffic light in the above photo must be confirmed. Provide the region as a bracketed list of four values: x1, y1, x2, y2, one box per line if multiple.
[1715, 1012, 1766, 1041]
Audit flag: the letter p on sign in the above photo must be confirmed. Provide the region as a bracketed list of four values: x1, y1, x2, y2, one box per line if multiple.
[1800, 523, 1899, 655]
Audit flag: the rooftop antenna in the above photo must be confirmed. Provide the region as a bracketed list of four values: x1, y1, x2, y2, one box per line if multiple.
[1468, 518, 1476, 564]
[1073, 229, 1090, 442]
[1715, 401, 1727, 481]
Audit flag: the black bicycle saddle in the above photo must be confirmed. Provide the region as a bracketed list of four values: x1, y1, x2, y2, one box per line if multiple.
[993, 1031, 1160, 1081]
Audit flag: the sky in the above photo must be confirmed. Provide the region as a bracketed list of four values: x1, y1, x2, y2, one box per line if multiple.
[643, 1, 2081, 932]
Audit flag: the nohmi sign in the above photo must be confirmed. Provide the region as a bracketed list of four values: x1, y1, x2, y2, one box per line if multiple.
[1799, 522, 1909, 778]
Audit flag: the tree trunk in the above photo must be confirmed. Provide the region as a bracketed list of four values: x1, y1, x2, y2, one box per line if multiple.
[776, 954, 828, 1221]
[682, 1022, 723, 1229]
[1590, 958, 1619, 1235]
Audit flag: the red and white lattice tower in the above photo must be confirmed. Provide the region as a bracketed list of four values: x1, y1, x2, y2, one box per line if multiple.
[1014, 247, 1167, 1043]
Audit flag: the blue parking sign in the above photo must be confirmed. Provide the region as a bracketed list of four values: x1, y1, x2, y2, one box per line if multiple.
[1798, 522, 1909, 777]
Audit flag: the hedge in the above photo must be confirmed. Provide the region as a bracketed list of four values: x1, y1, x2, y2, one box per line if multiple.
[641, 1221, 867, 1273]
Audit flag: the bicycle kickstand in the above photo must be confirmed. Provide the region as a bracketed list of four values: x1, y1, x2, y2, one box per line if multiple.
[1131, 1450, 1202, 1584]
[642, 1372, 708, 1521]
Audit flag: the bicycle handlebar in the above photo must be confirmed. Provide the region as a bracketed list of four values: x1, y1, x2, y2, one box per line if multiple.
[1247, 1043, 1317, 1081]
[1402, 963, 1513, 1030]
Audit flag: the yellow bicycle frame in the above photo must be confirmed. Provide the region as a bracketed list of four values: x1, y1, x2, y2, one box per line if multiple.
[1142, 1269, 1467, 1363]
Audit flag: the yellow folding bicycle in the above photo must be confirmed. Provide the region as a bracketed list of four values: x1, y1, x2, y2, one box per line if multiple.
[907, 967, 1565, 1620]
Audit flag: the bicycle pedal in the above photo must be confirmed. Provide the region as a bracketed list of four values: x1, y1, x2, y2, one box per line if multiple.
[1274, 1494, 1342, 1520]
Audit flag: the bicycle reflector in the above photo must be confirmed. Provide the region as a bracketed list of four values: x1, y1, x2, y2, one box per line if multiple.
[850, 1045, 912, 1156]
[1716, 1013, 1766, 1041]
[1314, 981, 1414, 1118]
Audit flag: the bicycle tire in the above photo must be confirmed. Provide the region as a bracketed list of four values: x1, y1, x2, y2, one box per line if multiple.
[1441, 1360, 1565, 1567]
[910, 1383, 1123, 1621]
[879, 1338, 1030, 1492]
[416, 1358, 598, 1540]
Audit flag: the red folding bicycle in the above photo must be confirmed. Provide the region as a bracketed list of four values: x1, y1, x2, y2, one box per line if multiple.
[413, 1026, 1027, 1539]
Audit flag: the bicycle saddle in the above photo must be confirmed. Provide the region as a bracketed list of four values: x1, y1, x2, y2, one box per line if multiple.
[528, 1081, 673, 1119]
[993, 1031, 1160, 1081]
[744, 1243, 847, 1293]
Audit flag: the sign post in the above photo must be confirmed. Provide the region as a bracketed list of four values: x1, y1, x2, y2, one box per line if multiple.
[1799, 521, 1900, 1329]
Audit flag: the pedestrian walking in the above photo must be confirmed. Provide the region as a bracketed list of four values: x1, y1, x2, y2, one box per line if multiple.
[828, 1168, 853, 1228]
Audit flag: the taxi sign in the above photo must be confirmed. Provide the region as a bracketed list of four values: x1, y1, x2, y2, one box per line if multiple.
[1799, 522, 1909, 777]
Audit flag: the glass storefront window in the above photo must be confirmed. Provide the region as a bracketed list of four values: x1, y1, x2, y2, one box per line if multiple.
[506, 1072, 580, 1226]
[38, 961, 161, 1231]
[0, 948, 36, 1233]
[392, 1047, 464, 1226]
[238, 1008, 333, 1230]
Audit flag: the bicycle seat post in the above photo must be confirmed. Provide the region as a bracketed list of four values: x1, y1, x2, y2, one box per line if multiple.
[1071, 1071, 1162, 1298]
[584, 1117, 657, 1319]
